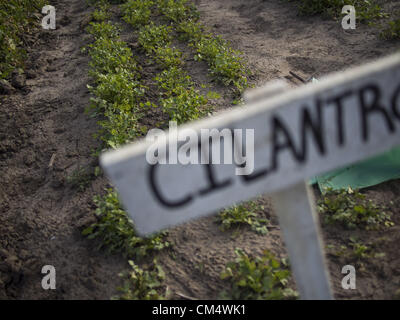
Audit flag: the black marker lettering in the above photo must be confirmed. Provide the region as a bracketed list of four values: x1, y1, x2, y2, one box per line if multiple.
[271, 115, 299, 170]
[326, 90, 353, 146]
[299, 99, 326, 161]
[198, 163, 232, 196]
[359, 84, 395, 141]
[149, 163, 193, 208]
[240, 164, 269, 183]
[392, 84, 400, 120]
[238, 118, 270, 183]
[199, 136, 232, 195]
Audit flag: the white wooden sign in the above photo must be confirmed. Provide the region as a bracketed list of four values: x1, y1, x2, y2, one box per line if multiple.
[101, 53, 400, 299]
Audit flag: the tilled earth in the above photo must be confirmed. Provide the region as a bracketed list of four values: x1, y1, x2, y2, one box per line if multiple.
[0, 0, 400, 300]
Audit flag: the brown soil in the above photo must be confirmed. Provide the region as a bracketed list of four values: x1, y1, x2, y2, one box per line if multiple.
[1, 0, 400, 300]
[0, 0, 127, 299]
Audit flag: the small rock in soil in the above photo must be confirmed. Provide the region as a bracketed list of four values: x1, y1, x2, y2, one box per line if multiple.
[11, 71, 26, 89]
[26, 70, 37, 79]
[60, 16, 72, 26]
[23, 152, 36, 167]
[46, 66, 57, 72]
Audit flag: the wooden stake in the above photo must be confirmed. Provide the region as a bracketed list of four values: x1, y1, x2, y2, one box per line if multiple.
[271, 182, 333, 299]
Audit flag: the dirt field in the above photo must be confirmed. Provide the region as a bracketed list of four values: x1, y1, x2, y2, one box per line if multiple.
[1, 0, 400, 300]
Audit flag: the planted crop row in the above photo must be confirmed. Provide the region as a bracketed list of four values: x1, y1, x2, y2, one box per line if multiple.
[122, 0, 209, 124]
[156, 0, 248, 92]
[0, 0, 45, 79]
[85, 0, 297, 301]
[85, 15, 145, 148]
[84, 3, 170, 267]
[83, 189, 170, 259]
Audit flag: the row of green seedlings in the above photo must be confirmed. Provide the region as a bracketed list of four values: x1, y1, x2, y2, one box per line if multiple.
[104, 1, 253, 298]
[290, 0, 400, 39]
[122, 0, 210, 124]
[82, 2, 199, 300]
[121, 0, 267, 256]
[122, 0, 248, 95]
[86, 190, 170, 300]
[0, 0, 45, 80]
[92, 0, 264, 299]
[83, 4, 171, 300]
[85, 1, 274, 300]
[156, 0, 249, 92]
[84, 19, 144, 148]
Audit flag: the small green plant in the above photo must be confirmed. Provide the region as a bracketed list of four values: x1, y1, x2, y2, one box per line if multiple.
[138, 22, 172, 53]
[153, 46, 183, 68]
[152, 62, 209, 124]
[159, 89, 208, 124]
[348, 237, 371, 259]
[157, 0, 199, 23]
[154, 0, 249, 92]
[82, 189, 170, 259]
[356, 1, 388, 23]
[220, 248, 298, 300]
[327, 238, 385, 260]
[67, 167, 92, 192]
[85, 20, 120, 39]
[381, 18, 400, 40]
[114, 260, 166, 300]
[121, 0, 237, 124]
[92, 0, 111, 22]
[326, 243, 348, 257]
[154, 66, 192, 94]
[176, 19, 203, 41]
[318, 188, 394, 230]
[216, 202, 269, 235]
[193, 35, 248, 91]
[121, 0, 154, 27]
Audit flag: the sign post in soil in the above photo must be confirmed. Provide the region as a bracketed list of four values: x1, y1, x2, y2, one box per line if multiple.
[101, 54, 400, 300]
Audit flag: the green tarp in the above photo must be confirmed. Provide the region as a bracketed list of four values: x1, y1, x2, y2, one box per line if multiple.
[311, 147, 400, 191]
